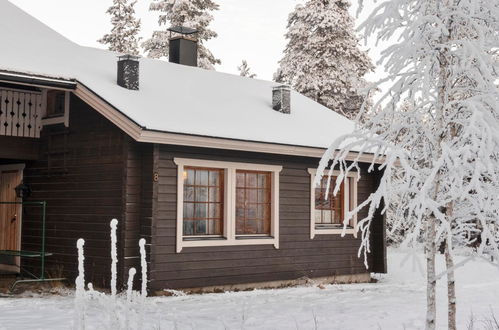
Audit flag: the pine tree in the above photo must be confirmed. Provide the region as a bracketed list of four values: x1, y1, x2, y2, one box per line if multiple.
[98, 0, 141, 55]
[237, 60, 256, 78]
[142, 0, 220, 70]
[316, 1, 499, 329]
[276, 0, 373, 119]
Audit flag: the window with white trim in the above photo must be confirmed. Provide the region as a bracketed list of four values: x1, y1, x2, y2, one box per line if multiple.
[308, 169, 358, 239]
[174, 158, 282, 252]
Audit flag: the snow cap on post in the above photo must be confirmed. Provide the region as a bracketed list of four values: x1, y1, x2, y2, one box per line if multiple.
[117, 54, 140, 90]
[168, 26, 198, 67]
[272, 85, 291, 114]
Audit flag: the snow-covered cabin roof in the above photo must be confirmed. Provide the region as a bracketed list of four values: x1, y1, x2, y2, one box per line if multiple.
[0, 1, 355, 153]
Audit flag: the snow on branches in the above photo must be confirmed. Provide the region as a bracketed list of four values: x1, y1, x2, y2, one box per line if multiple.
[318, 3, 499, 325]
[237, 60, 256, 78]
[143, 0, 220, 70]
[276, 0, 373, 119]
[319, 0, 499, 266]
[99, 0, 141, 55]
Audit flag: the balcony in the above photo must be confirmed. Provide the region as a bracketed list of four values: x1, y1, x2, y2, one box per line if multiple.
[0, 88, 43, 138]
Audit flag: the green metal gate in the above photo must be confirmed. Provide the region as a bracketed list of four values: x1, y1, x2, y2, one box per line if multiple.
[0, 201, 65, 291]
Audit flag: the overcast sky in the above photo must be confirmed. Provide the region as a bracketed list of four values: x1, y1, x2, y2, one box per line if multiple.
[9, 0, 383, 83]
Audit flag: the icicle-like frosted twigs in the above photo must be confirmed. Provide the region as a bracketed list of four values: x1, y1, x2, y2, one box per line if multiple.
[139, 238, 147, 298]
[110, 219, 118, 298]
[74, 238, 86, 330]
[126, 267, 136, 303]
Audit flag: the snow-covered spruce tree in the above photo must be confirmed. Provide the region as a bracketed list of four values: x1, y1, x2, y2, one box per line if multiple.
[316, 0, 499, 329]
[98, 0, 141, 55]
[142, 0, 220, 70]
[275, 0, 373, 119]
[238, 60, 256, 78]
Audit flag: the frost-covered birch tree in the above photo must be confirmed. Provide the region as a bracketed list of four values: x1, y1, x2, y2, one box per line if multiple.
[275, 0, 373, 119]
[316, 1, 499, 329]
[98, 0, 141, 55]
[142, 0, 220, 70]
[238, 60, 256, 78]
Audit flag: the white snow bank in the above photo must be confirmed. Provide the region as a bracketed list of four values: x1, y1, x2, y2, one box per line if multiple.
[0, 1, 354, 149]
[0, 250, 498, 329]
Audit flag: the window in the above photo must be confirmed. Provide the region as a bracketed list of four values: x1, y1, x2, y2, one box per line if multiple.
[42, 90, 70, 127]
[236, 171, 271, 235]
[183, 167, 224, 236]
[308, 169, 358, 238]
[175, 158, 282, 252]
[46, 90, 66, 117]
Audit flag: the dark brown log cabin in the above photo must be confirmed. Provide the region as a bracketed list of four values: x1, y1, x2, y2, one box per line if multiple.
[0, 82, 385, 292]
[0, 1, 386, 293]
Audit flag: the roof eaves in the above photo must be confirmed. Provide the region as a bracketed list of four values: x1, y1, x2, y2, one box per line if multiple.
[0, 70, 77, 90]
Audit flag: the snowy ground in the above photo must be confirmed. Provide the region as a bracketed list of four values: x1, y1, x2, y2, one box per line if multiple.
[1, 250, 498, 329]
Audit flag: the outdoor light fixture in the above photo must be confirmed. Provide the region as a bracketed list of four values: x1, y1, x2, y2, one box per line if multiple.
[15, 183, 31, 199]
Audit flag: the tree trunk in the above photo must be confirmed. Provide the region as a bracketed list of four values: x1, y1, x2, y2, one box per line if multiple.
[445, 240, 457, 330]
[426, 216, 437, 330]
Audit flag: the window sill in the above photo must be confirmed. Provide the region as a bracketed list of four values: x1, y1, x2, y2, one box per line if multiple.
[177, 236, 278, 252]
[311, 227, 358, 238]
[183, 236, 225, 241]
[41, 116, 65, 126]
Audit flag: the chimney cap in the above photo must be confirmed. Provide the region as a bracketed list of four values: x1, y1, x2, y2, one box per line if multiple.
[118, 54, 140, 61]
[168, 26, 198, 35]
[273, 85, 291, 91]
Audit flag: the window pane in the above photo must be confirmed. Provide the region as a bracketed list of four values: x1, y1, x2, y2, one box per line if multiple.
[185, 169, 195, 185]
[184, 203, 194, 219]
[195, 203, 208, 219]
[209, 187, 221, 202]
[196, 170, 209, 186]
[244, 219, 258, 234]
[196, 220, 207, 234]
[257, 205, 264, 219]
[315, 210, 322, 223]
[183, 167, 224, 236]
[247, 173, 257, 188]
[184, 186, 195, 201]
[333, 210, 342, 224]
[209, 203, 221, 219]
[257, 173, 268, 188]
[183, 220, 194, 235]
[236, 172, 245, 187]
[314, 176, 345, 226]
[247, 204, 257, 219]
[209, 171, 220, 186]
[236, 218, 245, 233]
[236, 206, 244, 219]
[236, 188, 245, 205]
[323, 210, 332, 224]
[196, 187, 208, 202]
[248, 189, 257, 203]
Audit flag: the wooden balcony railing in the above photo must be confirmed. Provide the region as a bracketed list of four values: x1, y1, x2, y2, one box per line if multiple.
[0, 89, 43, 138]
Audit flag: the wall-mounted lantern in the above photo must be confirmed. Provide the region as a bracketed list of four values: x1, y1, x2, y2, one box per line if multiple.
[15, 183, 31, 199]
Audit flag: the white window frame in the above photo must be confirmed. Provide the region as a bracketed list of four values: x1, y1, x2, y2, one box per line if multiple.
[308, 168, 359, 239]
[174, 158, 282, 252]
[41, 90, 70, 127]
